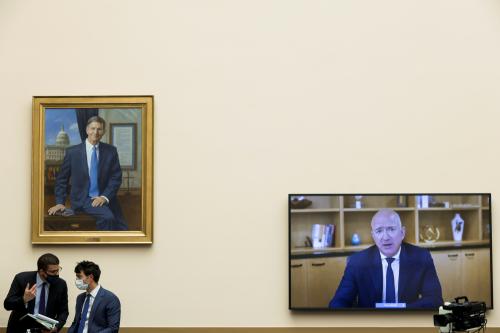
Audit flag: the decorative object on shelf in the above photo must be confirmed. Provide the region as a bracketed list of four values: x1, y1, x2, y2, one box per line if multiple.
[397, 195, 407, 207]
[451, 203, 475, 208]
[351, 233, 361, 246]
[419, 224, 440, 243]
[354, 195, 363, 209]
[291, 196, 312, 209]
[429, 198, 446, 208]
[451, 213, 464, 242]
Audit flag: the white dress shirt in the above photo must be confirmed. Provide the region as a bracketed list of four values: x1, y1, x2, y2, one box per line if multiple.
[34, 273, 49, 315]
[379, 247, 401, 303]
[81, 284, 101, 333]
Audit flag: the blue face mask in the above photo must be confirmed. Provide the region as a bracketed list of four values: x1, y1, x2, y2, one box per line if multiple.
[45, 274, 60, 284]
[75, 278, 89, 290]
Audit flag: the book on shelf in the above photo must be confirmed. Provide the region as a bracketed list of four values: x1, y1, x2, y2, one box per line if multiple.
[311, 223, 335, 249]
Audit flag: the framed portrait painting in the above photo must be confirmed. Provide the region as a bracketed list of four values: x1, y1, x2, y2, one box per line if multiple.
[32, 96, 154, 244]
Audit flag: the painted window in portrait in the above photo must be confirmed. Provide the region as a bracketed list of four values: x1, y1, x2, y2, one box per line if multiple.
[32, 96, 153, 244]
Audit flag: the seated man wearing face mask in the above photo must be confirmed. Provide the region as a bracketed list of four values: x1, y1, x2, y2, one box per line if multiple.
[3, 253, 69, 333]
[68, 260, 121, 333]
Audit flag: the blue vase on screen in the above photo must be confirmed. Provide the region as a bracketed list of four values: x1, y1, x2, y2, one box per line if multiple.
[351, 233, 361, 246]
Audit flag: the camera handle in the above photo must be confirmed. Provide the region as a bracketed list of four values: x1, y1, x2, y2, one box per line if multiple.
[453, 296, 469, 304]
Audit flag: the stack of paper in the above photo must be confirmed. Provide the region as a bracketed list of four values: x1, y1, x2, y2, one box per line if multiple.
[22, 313, 59, 330]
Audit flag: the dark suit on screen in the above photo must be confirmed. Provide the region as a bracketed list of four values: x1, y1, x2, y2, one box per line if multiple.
[329, 242, 443, 309]
[67, 287, 121, 333]
[4, 271, 69, 333]
[55, 142, 127, 230]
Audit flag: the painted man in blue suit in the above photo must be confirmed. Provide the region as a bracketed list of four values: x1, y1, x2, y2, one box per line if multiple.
[67, 261, 121, 333]
[48, 116, 128, 230]
[329, 208, 443, 309]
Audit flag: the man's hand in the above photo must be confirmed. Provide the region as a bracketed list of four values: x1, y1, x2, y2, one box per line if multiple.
[48, 204, 66, 215]
[23, 283, 36, 304]
[91, 196, 107, 207]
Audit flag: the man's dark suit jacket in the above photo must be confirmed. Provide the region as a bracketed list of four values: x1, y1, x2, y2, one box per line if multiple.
[55, 142, 122, 210]
[3, 271, 69, 333]
[67, 287, 121, 333]
[329, 242, 443, 309]
[55, 142, 127, 230]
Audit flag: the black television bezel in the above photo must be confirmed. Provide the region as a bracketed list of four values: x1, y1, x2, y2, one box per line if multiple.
[288, 193, 493, 312]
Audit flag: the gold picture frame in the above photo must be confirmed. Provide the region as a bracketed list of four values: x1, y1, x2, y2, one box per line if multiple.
[32, 96, 154, 244]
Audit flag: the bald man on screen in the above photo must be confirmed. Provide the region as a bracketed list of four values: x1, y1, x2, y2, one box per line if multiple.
[329, 209, 443, 309]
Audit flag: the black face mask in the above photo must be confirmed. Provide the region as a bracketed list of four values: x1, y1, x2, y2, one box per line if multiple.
[45, 274, 60, 284]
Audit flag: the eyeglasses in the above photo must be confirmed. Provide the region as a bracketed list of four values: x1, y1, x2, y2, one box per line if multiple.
[372, 226, 400, 238]
[46, 266, 62, 275]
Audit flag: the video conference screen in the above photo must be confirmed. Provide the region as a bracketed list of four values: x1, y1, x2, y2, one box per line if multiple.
[289, 193, 492, 310]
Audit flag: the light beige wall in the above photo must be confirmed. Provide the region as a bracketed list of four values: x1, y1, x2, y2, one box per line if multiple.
[1, 0, 500, 328]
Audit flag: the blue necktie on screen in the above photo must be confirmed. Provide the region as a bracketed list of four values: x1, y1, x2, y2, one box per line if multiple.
[386, 257, 396, 303]
[38, 282, 46, 315]
[89, 146, 99, 197]
[77, 294, 91, 333]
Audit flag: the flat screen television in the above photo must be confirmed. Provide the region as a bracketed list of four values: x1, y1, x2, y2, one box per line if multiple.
[288, 193, 493, 310]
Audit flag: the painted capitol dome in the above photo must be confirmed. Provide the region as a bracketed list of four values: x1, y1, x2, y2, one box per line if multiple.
[55, 125, 70, 146]
[46, 125, 71, 162]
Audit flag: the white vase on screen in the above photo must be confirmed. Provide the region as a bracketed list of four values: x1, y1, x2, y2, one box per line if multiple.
[451, 213, 464, 241]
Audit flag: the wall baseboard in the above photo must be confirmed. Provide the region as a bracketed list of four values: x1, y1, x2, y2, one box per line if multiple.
[0, 328, 497, 333]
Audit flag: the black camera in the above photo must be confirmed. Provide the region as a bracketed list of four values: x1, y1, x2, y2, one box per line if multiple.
[434, 296, 486, 332]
